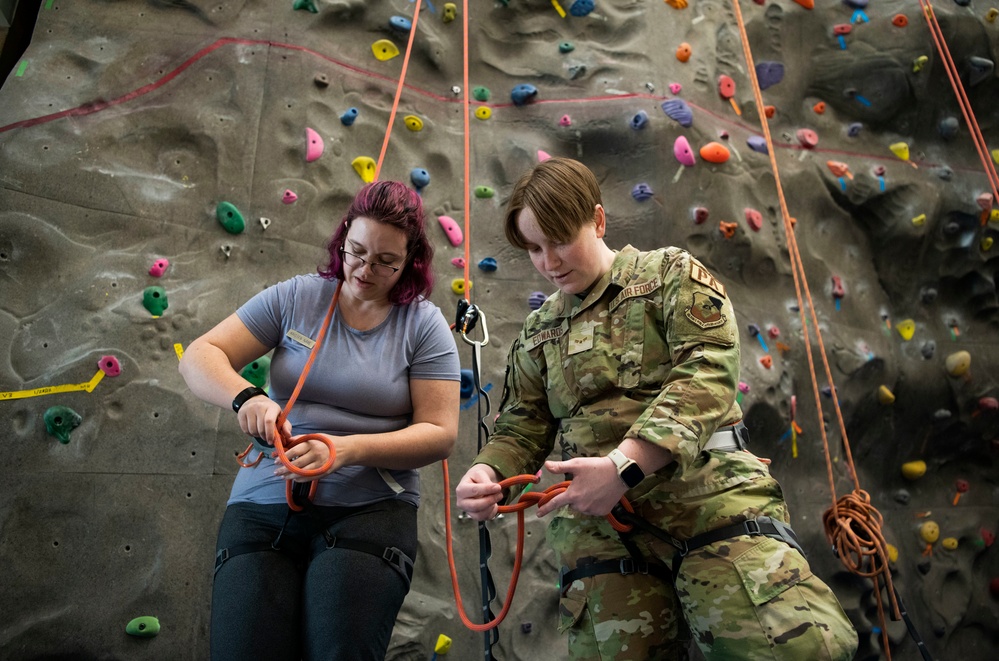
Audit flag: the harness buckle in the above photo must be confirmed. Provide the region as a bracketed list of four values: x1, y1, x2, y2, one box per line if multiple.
[383, 546, 415, 581]
[618, 558, 651, 575]
[743, 518, 762, 536]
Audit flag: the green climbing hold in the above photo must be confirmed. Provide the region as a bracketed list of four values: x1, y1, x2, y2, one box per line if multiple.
[293, 0, 318, 13]
[126, 616, 161, 638]
[216, 201, 245, 234]
[44, 406, 82, 444]
[559, 42, 575, 54]
[240, 355, 271, 389]
[474, 186, 495, 199]
[472, 86, 491, 102]
[143, 286, 169, 316]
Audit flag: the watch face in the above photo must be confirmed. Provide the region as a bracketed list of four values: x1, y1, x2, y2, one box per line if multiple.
[622, 463, 644, 488]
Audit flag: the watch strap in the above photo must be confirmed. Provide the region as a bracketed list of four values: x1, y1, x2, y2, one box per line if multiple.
[232, 386, 267, 413]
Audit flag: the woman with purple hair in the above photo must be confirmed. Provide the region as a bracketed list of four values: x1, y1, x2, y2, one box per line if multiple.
[180, 181, 460, 660]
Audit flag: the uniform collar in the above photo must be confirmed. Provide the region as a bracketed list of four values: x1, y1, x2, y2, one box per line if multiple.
[555, 245, 641, 317]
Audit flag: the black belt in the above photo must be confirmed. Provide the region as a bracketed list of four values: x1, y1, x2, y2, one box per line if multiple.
[559, 557, 672, 596]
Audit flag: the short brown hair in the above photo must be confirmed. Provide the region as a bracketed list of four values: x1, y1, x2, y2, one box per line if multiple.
[504, 157, 602, 249]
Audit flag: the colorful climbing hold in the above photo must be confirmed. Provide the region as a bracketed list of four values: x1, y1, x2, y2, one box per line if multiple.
[952, 478, 969, 506]
[473, 86, 491, 102]
[889, 142, 911, 161]
[126, 616, 161, 638]
[966, 57, 994, 87]
[143, 286, 168, 316]
[451, 257, 466, 268]
[896, 319, 916, 341]
[389, 16, 412, 32]
[699, 142, 730, 164]
[435, 634, 453, 655]
[451, 278, 471, 295]
[831, 275, 845, 300]
[878, 385, 895, 405]
[410, 168, 430, 190]
[886, 543, 899, 563]
[744, 208, 762, 232]
[661, 98, 693, 127]
[675, 43, 692, 63]
[941, 537, 958, 551]
[371, 40, 400, 61]
[630, 111, 649, 130]
[911, 214, 926, 227]
[474, 186, 495, 198]
[443, 3, 457, 23]
[912, 55, 929, 73]
[983, 237, 995, 251]
[669, 82, 682, 94]
[759, 355, 773, 369]
[755, 61, 784, 90]
[478, 257, 498, 272]
[717, 74, 735, 99]
[45, 406, 82, 444]
[920, 521, 940, 545]
[404, 115, 424, 132]
[813, 101, 826, 114]
[538, 150, 552, 162]
[559, 114, 572, 127]
[216, 201, 245, 234]
[459, 369, 474, 399]
[340, 107, 359, 126]
[352, 156, 376, 183]
[511, 84, 538, 106]
[98, 355, 122, 377]
[847, 122, 863, 137]
[892, 14, 908, 27]
[559, 42, 575, 54]
[747, 136, 768, 154]
[528, 291, 547, 310]
[438, 215, 463, 246]
[693, 207, 709, 224]
[305, 127, 324, 162]
[719, 221, 737, 239]
[475, 107, 492, 120]
[945, 350, 971, 377]
[901, 460, 927, 480]
[149, 258, 169, 278]
[796, 129, 819, 149]
[569, 0, 594, 17]
[293, 0, 318, 13]
[282, 189, 298, 204]
[988, 8, 999, 23]
[827, 161, 853, 179]
[631, 183, 654, 202]
[673, 136, 696, 166]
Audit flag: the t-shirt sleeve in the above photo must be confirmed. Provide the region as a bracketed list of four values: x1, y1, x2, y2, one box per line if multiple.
[409, 302, 461, 381]
[235, 278, 294, 347]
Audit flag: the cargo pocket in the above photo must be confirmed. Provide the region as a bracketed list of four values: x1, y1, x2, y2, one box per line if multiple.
[557, 575, 589, 634]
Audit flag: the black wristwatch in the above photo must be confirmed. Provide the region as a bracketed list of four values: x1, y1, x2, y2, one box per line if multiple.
[232, 386, 267, 413]
[608, 449, 646, 489]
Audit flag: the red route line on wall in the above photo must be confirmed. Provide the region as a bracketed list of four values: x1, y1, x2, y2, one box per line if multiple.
[0, 37, 977, 172]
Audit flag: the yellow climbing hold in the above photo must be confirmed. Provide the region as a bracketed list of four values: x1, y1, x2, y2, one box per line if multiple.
[983, 236, 994, 251]
[475, 107, 492, 120]
[945, 350, 971, 377]
[990, 209, 999, 223]
[920, 521, 939, 544]
[889, 142, 910, 161]
[901, 460, 926, 480]
[886, 543, 899, 563]
[404, 115, 424, 132]
[878, 385, 895, 405]
[351, 156, 377, 183]
[911, 214, 926, 227]
[371, 39, 400, 61]
[912, 55, 929, 73]
[451, 278, 471, 295]
[941, 537, 958, 551]
[896, 318, 915, 341]
[992, 148, 999, 165]
[435, 634, 453, 654]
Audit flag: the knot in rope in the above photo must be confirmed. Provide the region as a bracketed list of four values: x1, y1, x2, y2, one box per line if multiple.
[496, 474, 636, 532]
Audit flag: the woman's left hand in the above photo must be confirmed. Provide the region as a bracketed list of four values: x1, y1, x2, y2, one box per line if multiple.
[536, 457, 628, 518]
[273, 435, 338, 482]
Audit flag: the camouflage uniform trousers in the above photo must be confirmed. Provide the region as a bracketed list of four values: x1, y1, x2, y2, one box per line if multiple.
[547, 480, 858, 661]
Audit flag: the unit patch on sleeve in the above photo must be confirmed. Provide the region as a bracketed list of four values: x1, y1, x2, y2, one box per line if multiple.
[689, 260, 727, 298]
[685, 292, 727, 329]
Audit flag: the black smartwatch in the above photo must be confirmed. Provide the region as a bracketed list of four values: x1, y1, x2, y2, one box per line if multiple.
[608, 449, 646, 489]
[232, 386, 267, 413]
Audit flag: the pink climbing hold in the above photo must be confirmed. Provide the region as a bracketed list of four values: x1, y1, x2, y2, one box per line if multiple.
[977, 192, 993, 210]
[305, 127, 324, 163]
[538, 150, 552, 162]
[745, 208, 763, 231]
[451, 257, 466, 268]
[282, 190, 298, 204]
[438, 215, 463, 246]
[148, 258, 169, 278]
[767, 325, 780, 339]
[673, 136, 696, 166]
[693, 206, 709, 224]
[559, 115, 572, 127]
[98, 355, 121, 377]
[669, 82, 682, 94]
[796, 129, 819, 149]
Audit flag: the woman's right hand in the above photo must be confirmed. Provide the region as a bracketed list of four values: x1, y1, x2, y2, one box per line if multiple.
[456, 464, 504, 521]
[236, 394, 291, 444]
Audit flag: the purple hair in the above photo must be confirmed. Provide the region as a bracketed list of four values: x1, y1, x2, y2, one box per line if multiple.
[318, 181, 434, 305]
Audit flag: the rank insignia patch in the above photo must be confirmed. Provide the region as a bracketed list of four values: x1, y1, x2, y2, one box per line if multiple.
[685, 292, 726, 328]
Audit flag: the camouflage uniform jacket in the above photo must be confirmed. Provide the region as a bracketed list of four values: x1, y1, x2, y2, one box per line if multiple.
[476, 246, 775, 537]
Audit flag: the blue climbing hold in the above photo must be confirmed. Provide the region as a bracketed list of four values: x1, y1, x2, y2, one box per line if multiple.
[847, 122, 863, 137]
[528, 291, 547, 310]
[755, 61, 784, 90]
[511, 84, 538, 106]
[630, 110, 649, 130]
[390, 16, 412, 32]
[459, 369, 474, 398]
[411, 168, 430, 189]
[340, 107, 359, 126]
[631, 183, 654, 202]
[569, 0, 595, 17]
[747, 136, 768, 154]
[478, 257, 498, 272]
[938, 117, 959, 139]
[661, 98, 693, 127]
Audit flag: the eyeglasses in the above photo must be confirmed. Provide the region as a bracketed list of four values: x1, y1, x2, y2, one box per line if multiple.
[340, 248, 402, 277]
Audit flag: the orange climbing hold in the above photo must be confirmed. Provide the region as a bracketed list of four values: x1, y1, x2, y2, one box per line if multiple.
[675, 43, 692, 63]
[793, 0, 814, 8]
[813, 101, 826, 114]
[699, 142, 730, 164]
[827, 161, 853, 179]
[719, 221, 737, 238]
[892, 14, 908, 27]
[760, 355, 773, 369]
[764, 105, 776, 118]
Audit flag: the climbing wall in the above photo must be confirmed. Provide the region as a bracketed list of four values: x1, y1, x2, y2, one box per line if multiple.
[1, 0, 997, 659]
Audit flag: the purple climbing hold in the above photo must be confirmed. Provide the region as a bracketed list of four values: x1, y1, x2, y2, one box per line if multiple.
[631, 183, 654, 201]
[528, 291, 547, 310]
[747, 136, 768, 154]
[661, 98, 693, 127]
[843, 0, 868, 8]
[847, 122, 863, 137]
[967, 57, 994, 87]
[755, 61, 784, 90]
[630, 111, 649, 130]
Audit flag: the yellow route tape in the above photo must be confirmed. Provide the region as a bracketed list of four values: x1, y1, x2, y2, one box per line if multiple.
[0, 370, 106, 401]
[174, 343, 184, 361]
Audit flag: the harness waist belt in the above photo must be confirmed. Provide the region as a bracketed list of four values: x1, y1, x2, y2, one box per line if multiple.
[559, 557, 671, 596]
[703, 421, 749, 452]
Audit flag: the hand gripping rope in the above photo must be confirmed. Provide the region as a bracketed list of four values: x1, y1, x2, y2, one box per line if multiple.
[235, 281, 342, 511]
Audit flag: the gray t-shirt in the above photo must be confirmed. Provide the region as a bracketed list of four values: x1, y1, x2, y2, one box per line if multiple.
[229, 274, 460, 507]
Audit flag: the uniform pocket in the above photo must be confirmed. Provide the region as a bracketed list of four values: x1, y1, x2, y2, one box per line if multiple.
[732, 536, 812, 606]
[557, 576, 589, 633]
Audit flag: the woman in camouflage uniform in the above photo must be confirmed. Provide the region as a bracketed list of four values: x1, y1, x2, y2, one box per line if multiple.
[456, 158, 857, 661]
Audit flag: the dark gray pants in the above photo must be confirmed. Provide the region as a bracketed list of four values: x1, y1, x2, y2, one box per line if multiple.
[211, 499, 417, 661]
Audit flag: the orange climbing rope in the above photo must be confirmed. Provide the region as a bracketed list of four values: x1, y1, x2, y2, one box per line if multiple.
[729, 0, 900, 657]
[918, 0, 999, 222]
[375, 0, 424, 181]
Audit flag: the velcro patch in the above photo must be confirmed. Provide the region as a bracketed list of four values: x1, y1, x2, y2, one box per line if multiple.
[685, 292, 727, 329]
[609, 276, 662, 310]
[690, 260, 726, 298]
[524, 320, 568, 350]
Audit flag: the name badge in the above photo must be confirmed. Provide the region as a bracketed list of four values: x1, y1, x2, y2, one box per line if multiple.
[568, 323, 594, 355]
[286, 329, 316, 349]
